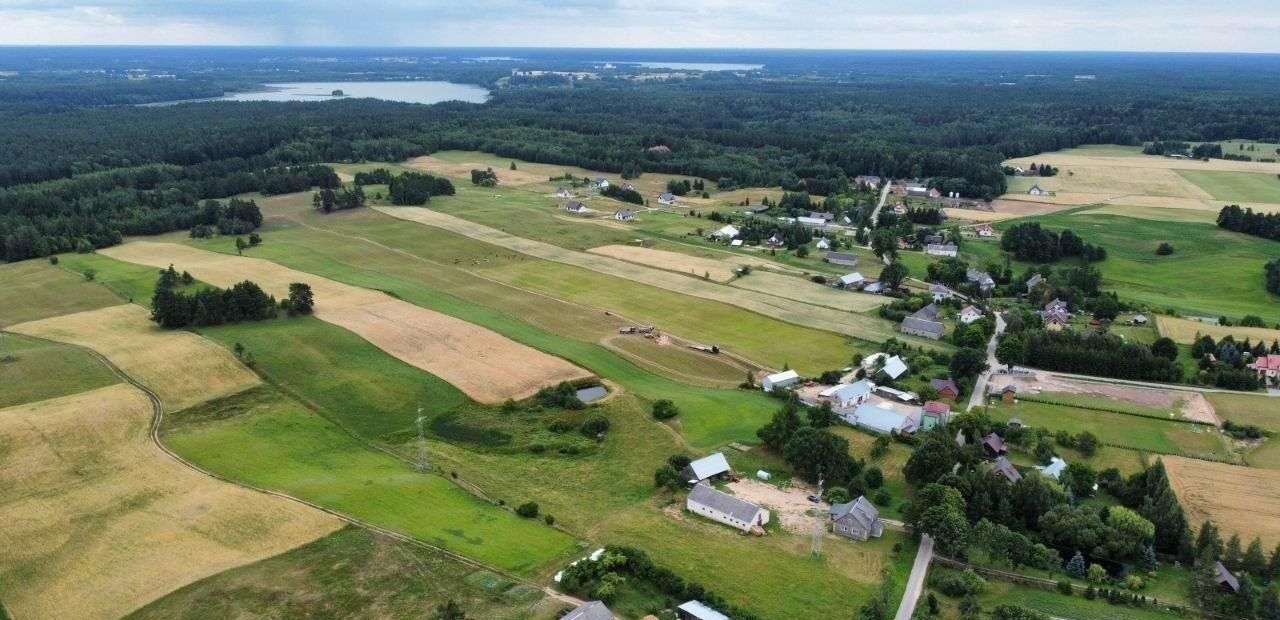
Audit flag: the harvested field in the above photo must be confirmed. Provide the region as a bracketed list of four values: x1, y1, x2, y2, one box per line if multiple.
[0, 333, 119, 409]
[1164, 456, 1280, 547]
[730, 270, 886, 312]
[0, 385, 341, 620]
[601, 334, 753, 388]
[1008, 152, 1280, 174]
[98, 242, 592, 404]
[375, 206, 920, 347]
[1156, 315, 1280, 345]
[407, 155, 556, 187]
[944, 198, 1075, 222]
[588, 244, 738, 282]
[9, 304, 260, 412]
[0, 260, 122, 326]
[988, 371, 1217, 424]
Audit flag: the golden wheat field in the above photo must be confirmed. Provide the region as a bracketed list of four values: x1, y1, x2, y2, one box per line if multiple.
[1163, 456, 1280, 547]
[9, 304, 261, 412]
[98, 242, 592, 403]
[588, 244, 740, 282]
[0, 384, 342, 620]
[1156, 315, 1280, 345]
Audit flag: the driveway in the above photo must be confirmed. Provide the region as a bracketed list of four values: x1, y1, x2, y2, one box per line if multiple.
[967, 312, 1006, 411]
[893, 534, 934, 620]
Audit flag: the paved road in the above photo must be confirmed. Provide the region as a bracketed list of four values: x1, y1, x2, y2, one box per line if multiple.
[893, 534, 934, 620]
[968, 312, 1006, 411]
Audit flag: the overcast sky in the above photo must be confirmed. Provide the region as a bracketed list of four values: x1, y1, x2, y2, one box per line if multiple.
[1, 1, 1278, 52]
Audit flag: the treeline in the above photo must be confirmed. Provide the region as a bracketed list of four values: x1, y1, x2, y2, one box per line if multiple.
[996, 329, 1183, 382]
[1218, 204, 1280, 241]
[150, 265, 314, 329]
[1000, 222, 1106, 263]
[312, 186, 366, 213]
[0, 160, 334, 262]
[601, 184, 644, 205]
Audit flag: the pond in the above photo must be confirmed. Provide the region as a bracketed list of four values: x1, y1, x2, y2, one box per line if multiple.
[575, 386, 609, 403]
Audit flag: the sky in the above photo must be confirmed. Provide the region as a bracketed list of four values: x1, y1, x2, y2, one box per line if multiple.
[0, 1, 1278, 53]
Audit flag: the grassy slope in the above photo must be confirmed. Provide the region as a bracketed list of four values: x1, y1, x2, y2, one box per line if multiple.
[1206, 393, 1280, 468]
[125, 527, 564, 620]
[0, 333, 119, 408]
[1178, 169, 1280, 203]
[0, 259, 122, 326]
[162, 387, 576, 576]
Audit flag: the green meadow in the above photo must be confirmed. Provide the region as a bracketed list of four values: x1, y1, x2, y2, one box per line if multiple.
[0, 333, 119, 408]
[1178, 169, 1280, 203]
[0, 259, 121, 325]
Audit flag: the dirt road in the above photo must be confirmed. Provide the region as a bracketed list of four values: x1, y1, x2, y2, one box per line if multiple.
[894, 534, 934, 620]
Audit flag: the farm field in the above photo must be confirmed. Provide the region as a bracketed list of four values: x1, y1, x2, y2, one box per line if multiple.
[1164, 455, 1280, 547]
[601, 334, 751, 387]
[0, 384, 342, 620]
[9, 303, 261, 412]
[0, 259, 121, 325]
[1157, 315, 1280, 345]
[1178, 169, 1280, 203]
[162, 386, 578, 575]
[729, 269, 887, 312]
[0, 333, 119, 408]
[99, 241, 593, 404]
[126, 527, 565, 620]
[985, 399, 1231, 462]
[587, 244, 739, 282]
[1204, 393, 1280, 469]
[375, 205, 915, 349]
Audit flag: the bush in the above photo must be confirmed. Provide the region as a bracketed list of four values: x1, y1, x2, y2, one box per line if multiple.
[1057, 579, 1073, 595]
[544, 514, 555, 526]
[536, 382, 585, 410]
[1155, 242, 1174, 255]
[651, 399, 680, 420]
[580, 416, 610, 437]
[873, 488, 891, 505]
[929, 569, 986, 598]
[864, 467, 884, 489]
[515, 501, 539, 518]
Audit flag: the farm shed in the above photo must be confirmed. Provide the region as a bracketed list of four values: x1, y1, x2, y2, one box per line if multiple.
[762, 369, 800, 392]
[683, 452, 731, 484]
[824, 251, 859, 266]
[678, 600, 730, 620]
[686, 483, 769, 533]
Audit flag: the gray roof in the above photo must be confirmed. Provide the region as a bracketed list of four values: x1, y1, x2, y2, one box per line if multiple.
[991, 456, 1022, 483]
[688, 482, 764, 523]
[901, 316, 945, 336]
[830, 495, 880, 528]
[1215, 561, 1240, 592]
[912, 303, 941, 321]
[678, 600, 729, 620]
[1025, 273, 1044, 290]
[565, 201, 586, 211]
[563, 601, 613, 620]
[685, 453, 731, 482]
[825, 251, 858, 263]
[659, 192, 676, 200]
[930, 377, 959, 394]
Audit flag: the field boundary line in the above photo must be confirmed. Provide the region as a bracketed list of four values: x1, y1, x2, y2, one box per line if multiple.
[1, 329, 584, 609]
[1016, 394, 1215, 427]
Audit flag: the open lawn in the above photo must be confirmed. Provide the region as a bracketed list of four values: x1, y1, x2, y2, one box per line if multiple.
[0, 385, 341, 620]
[126, 526, 564, 620]
[587, 244, 739, 282]
[9, 304, 260, 412]
[928, 567, 1186, 620]
[1178, 169, 1280, 203]
[729, 270, 887, 312]
[1164, 455, 1280, 547]
[100, 241, 593, 404]
[0, 333, 118, 408]
[0, 259, 121, 326]
[162, 387, 577, 575]
[1204, 393, 1280, 469]
[986, 399, 1232, 462]
[1157, 315, 1280, 345]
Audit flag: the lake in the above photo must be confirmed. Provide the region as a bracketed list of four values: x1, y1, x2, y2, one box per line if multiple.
[217, 81, 490, 104]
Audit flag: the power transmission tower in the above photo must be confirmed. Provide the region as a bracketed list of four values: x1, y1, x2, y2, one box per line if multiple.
[415, 406, 430, 473]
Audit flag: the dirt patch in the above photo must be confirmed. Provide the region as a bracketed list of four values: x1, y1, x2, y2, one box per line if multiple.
[987, 371, 1219, 425]
[0, 384, 342, 620]
[725, 478, 824, 535]
[950, 199, 1077, 221]
[97, 242, 592, 404]
[588, 244, 738, 282]
[1164, 455, 1280, 547]
[10, 304, 261, 413]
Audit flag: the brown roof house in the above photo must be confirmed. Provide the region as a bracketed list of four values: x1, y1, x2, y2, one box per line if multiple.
[989, 455, 1022, 483]
[930, 377, 960, 401]
[982, 432, 1008, 457]
[830, 496, 884, 541]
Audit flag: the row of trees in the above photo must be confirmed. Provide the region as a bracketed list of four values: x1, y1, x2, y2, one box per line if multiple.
[1219, 204, 1280, 242]
[149, 265, 313, 329]
[996, 329, 1183, 383]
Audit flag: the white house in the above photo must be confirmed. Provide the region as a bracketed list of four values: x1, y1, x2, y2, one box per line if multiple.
[816, 237, 831, 250]
[564, 201, 588, 214]
[682, 452, 732, 484]
[930, 283, 957, 302]
[1028, 185, 1047, 196]
[1036, 456, 1068, 480]
[796, 216, 827, 227]
[658, 192, 678, 205]
[592, 177, 610, 190]
[959, 305, 983, 324]
[925, 243, 958, 257]
[837, 272, 865, 289]
[555, 187, 573, 198]
[820, 379, 875, 409]
[686, 482, 769, 533]
[712, 224, 740, 239]
[762, 369, 800, 392]
[677, 600, 730, 620]
[614, 208, 636, 221]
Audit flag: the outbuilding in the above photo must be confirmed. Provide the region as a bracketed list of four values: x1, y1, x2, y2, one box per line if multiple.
[762, 369, 800, 392]
[686, 483, 769, 533]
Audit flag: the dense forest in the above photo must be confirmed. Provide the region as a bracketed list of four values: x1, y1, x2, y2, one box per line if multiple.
[3, 49, 1280, 261]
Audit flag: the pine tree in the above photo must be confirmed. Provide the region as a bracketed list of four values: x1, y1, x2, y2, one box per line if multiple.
[1139, 545, 1157, 571]
[1196, 521, 1224, 560]
[1066, 550, 1087, 577]
[1244, 537, 1268, 576]
[1226, 534, 1244, 570]
[1268, 543, 1280, 582]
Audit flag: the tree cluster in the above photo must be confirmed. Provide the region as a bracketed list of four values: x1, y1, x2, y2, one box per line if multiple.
[149, 265, 284, 329]
[996, 329, 1183, 383]
[1000, 222, 1105, 263]
[389, 171, 455, 205]
[1218, 204, 1280, 242]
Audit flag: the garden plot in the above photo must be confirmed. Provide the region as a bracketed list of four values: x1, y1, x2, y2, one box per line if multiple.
[9, 303, 261, 413]
[0, 384, 341, 620]
[1164, 456, 1280, 547]
[98, 241, 592, 404]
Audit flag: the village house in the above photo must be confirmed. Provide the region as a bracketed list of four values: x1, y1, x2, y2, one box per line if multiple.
[796, 215, 827, 227]
[1025, 273, 1044, 294]
[925, 243, 958, 257]
[556, 187, 573, 198]
[766, 233, 784, 247]
[762, 369, 800, 392]
[929, 377, 960, 401]
[982, 432, 1008, 457]
[837, 272, 866, 289]
[1041, 298, 1071, 331]
[959, 305, 983, 324]
[924, 233, 944, 245]
[975, 224, 995, 238]
[1027, 184, 1047, 196]
[900, 303, 945, 340]
[845, 403, 918, 435]
[591, 177, 610, 190]
[809, 211, 835, 222]
[621, 182, 636, 192]
[930, 283, 958, 302]
[830, 496, 884, 540]
[682, 452, 731, 485]
[1130, 314, 1148, 326]
[989, 455, 1022, 483]
[1036, 456, 1068, 480]
[1215, 562, 1241, 593]
[819, 379, 875, 410]
[892, 203, 908, 215]
[862, 281, 886, 294]
[855, 175, 882, 189]
[922, 400, 951, 429]
[686, 482, 769, 533]
[562, 601, 613, 620]
[825, 251, 859, 267]
[564, 201, 588, 214]
[1249, 354, 1280, 382]
[815, 237, 830, 250]
[614, 208, 636, 221]
[677, 600, 730, 620]
[711, 224, 740, 240]
[658, 192, 678, 205]
[966, 268, 996, 293]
